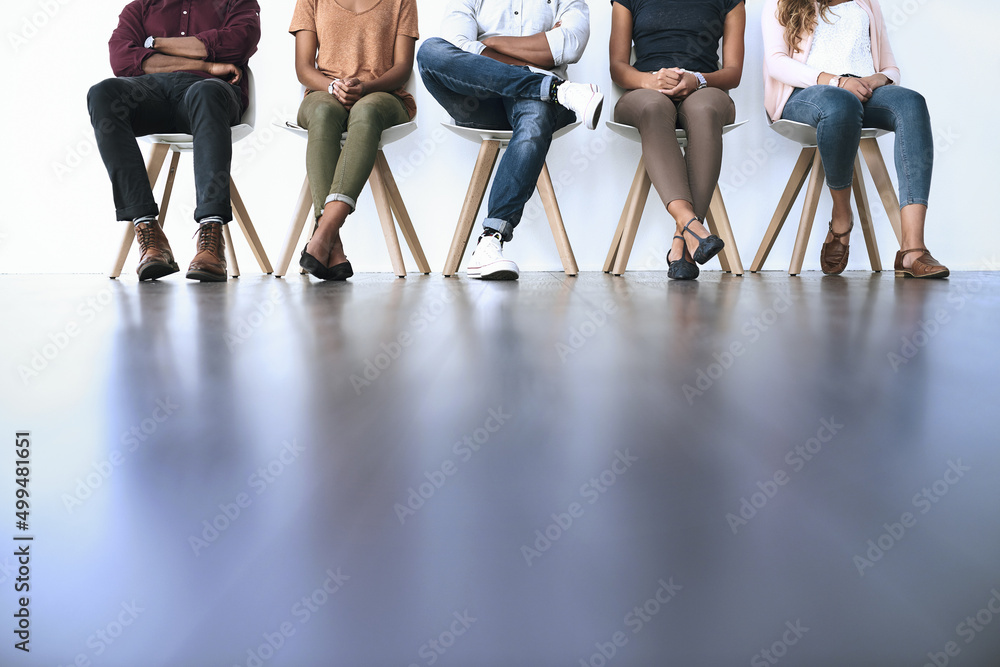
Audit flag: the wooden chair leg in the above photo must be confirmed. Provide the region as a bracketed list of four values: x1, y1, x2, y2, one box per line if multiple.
[223, 223, 240, 278]
[444, 140, 501, 276]
[612, 163, 652, 276]
[750, 147, 816, 272]
[157, 150, 182, 229]
[705, 213, 731, 273]
[275, 176, 313, 278]
[859, 137, 903, 245]
[789, 151, 826, 275]
[376, 151, 431, 275]
[369, 158, 407, 278]
[604, 159, 646, 273]
[852, 153, 882, 272]
[110, 143, 170, 278]
[536, 162, 579, 276]
[704, 183, 743, 275]
[230, 179, 273, 274]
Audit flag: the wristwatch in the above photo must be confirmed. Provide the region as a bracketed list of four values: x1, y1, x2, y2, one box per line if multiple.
[144, 36, 155, 49]
[679, 69, 707, 90]
[828, 75, 841, 88]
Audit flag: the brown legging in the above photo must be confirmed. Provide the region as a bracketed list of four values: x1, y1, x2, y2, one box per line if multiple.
[614, 87, 735, 218]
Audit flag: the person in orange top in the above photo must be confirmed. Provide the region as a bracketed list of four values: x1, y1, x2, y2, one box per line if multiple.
[763, 0, 948, 278]
[290, 0, 418, 280]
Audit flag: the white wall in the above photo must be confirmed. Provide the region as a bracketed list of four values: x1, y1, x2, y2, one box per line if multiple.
[1, 0, 998, 274]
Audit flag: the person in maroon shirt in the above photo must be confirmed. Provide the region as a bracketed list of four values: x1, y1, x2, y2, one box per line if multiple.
[88, 0, 260, 282]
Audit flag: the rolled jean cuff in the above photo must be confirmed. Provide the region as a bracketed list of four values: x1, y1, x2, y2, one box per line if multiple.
[117, 203, 159, 223]
[828, 180, 853, 192]
[194, 203, 233, 224]
[483, 218, 513, 242]
[325, 193, 357, 213]
[539, 75, 556, 102]
[900, 197, 928, 209]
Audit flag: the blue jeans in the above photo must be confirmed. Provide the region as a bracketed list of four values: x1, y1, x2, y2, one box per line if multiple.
[417, 37, 575, 241]
[781, 84, 932, 208]
[88, 73, 242, 222]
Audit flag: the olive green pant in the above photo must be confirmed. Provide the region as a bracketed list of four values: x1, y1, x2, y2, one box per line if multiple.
[297, 90, 410, 219]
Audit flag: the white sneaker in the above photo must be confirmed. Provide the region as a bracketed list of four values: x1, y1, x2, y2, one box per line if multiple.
[556, 82, 604, 130]
[467, 233, 519, 280]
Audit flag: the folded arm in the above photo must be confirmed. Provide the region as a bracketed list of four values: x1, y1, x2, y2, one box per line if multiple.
[142, 54, 241, 83]
[108, 0, 258, 79]
[481, 33, 555, 69]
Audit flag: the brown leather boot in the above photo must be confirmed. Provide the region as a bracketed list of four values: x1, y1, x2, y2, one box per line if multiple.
[134, 219, 179, 281]
[186, 222, 228, 282]
[895, 248, 950, 279]
[820, 217, 853, 275]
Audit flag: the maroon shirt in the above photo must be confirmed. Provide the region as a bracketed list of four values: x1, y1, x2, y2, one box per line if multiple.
[109, 0, 261, 109]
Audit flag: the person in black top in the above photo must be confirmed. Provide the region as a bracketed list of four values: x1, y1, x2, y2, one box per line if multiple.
[610, 0, 745, 280]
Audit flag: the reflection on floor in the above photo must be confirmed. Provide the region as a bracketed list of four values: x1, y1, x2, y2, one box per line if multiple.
[1, 271, 998, 666]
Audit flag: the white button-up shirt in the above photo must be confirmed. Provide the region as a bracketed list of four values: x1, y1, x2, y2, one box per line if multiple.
[441, 0, 591, 81]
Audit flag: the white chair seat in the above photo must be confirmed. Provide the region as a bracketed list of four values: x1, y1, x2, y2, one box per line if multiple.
[768, 118, 889, 146]
[442, 121, 581, 146]
[606, 119, 748, 148]
[275, 120, 418, 149]
[141, 124, 255, 151]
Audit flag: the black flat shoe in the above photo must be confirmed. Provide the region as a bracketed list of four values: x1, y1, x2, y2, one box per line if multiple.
[299, 246, 329, 279]
[667, 235, 699, 280]
[682, 217, 724, 264]
[322, 261, 353, 281]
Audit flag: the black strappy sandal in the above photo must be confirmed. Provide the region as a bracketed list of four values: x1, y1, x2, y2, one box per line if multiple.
[667, 235, 699, 280]
[682, 217, 724, 265]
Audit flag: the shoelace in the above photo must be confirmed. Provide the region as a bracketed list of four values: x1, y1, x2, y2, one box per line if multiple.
[476, 233, 504, 261]
[136, 224, 155, 251]
[192, 223, 222, 254]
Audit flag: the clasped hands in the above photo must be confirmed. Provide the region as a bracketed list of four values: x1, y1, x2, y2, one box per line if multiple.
[647, 68, 699, 100]
[837, 74, 888, 103]
[329, 77, 366, 109]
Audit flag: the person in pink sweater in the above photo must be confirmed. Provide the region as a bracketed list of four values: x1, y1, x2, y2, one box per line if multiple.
[762, 0, 948, 278]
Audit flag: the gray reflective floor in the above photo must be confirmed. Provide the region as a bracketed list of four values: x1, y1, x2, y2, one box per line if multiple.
[1, 271, 998, 667]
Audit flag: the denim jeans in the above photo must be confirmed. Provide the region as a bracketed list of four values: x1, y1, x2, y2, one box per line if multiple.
[781, 84, 933, 207]
[417, 37, 575, 241]
[88, 72, 242, 223]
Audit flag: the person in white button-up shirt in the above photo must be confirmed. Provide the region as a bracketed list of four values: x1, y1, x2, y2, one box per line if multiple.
[441, 0, 590, 82]
[417, 0, 604, 281]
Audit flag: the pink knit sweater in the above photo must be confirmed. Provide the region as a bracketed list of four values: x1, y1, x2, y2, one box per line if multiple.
[762, 0, 902, 121]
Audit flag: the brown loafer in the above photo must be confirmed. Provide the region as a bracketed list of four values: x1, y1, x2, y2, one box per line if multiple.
[895, 248, 949, 279]
[820, 217, 853, 275]
[134, 219, 179, 281]
[186, 222, 228, 282]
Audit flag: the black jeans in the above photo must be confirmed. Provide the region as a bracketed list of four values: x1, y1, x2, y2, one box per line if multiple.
[87, 72, 242, 223]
